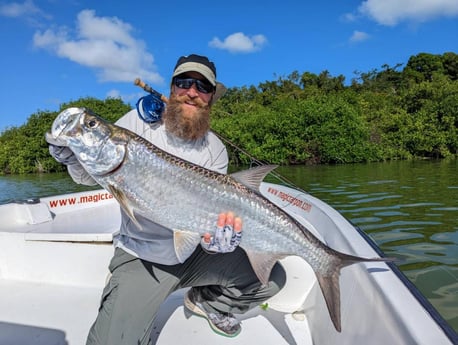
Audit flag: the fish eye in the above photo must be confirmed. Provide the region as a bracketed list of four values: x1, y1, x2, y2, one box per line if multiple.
[87, 119, 98, 128]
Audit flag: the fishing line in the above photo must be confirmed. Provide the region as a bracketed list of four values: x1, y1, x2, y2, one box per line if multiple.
[133, 78, 308, 194]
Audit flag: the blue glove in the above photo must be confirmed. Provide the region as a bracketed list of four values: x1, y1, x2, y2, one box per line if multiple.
[201, 212, 242, 253]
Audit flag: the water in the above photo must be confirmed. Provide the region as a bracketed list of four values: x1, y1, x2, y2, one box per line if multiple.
[1, 160, 457, 333]
[273, 159, 458, 333]
[0, 172, 99, 204]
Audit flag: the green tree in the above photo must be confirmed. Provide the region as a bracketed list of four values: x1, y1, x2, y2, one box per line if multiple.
[404, 52, 445, 83]
[1, 52, 457, 174]
[0, 97, 131, 174]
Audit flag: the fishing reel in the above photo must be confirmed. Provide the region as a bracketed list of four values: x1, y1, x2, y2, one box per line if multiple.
[136, 93, 165, 123]
[134, 78, 168, 124]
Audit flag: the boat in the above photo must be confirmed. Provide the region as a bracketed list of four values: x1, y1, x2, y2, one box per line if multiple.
[0, 182, 456, 345]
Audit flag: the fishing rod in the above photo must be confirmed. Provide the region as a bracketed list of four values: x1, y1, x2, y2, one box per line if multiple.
[134, 78, 169, 103]
[133, 78, 305, 192]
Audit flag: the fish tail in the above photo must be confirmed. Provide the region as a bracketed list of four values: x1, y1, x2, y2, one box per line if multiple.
[315, 251, 394, 332]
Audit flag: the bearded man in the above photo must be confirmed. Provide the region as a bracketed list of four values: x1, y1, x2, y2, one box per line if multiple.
[47, 54, 285, 344]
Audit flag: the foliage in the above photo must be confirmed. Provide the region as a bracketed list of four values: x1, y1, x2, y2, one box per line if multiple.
[214, 52, 458, 165]
[0, 97, 131, 174]
[1, 52, 457, 174]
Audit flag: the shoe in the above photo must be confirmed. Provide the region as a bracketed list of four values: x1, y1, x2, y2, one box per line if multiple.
[184, 289, 241, 337]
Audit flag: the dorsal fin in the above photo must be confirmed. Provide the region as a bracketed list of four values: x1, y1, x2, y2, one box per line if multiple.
[230, 165, 278, 191]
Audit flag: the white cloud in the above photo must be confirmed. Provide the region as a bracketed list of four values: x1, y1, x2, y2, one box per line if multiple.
[33, 9, 163, 85]
[209, 32, 267, 53]
[350, 30, 370, 43]
[341, 13, 357, 22]
[106, 89, 145, 104]
[0, 0, 40, 17]
[358, 0, 458, 26]
[106, 89, 122, 99]
[0, 0, 51, 24]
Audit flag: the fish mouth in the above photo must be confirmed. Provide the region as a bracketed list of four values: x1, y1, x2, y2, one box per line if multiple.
[50, 107, 86, 143]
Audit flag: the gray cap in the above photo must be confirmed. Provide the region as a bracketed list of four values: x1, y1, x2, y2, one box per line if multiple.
[172, 54, 226, 104]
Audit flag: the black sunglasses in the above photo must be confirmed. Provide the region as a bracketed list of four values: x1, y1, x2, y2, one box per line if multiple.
[173, 77, 214, 94]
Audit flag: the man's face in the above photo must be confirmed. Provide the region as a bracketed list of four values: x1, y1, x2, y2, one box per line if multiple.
[164, 72, 214, 140]
[172, 71, 214, 115]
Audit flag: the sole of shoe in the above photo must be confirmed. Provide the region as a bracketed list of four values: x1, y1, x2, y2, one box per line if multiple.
[184, 292, 241, 338]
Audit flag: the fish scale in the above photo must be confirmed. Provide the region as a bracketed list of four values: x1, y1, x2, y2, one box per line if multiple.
[50, 107, 393, 332]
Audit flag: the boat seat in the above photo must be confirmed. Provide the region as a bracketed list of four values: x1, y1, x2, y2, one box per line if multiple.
[266, 256, 316, 314]
[1, 200, 54, 226]
[19, 201, 53, 224]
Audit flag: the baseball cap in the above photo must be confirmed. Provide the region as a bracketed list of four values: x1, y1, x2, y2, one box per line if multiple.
[172, 54, 226, 104]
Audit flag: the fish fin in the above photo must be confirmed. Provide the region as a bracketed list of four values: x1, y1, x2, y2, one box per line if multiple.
[243, 249, 285, 285]
[314, 252, 393, 333]
[316, 271, 342, 332]
[230, 165, 278, 191]
[173, 229, 201, 263]
[107, 185, 142, 230]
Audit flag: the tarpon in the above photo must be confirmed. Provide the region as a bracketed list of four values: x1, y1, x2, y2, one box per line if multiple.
[49, 107, 392, 332]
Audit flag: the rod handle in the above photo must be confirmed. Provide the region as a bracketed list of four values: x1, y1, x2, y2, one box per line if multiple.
[134, 78, 168, 103]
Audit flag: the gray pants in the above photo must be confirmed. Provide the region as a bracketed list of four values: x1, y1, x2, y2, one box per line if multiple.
[86, 247, 286, 345]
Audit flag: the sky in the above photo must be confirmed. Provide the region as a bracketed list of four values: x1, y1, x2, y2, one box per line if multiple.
[0, 0, 457, 132]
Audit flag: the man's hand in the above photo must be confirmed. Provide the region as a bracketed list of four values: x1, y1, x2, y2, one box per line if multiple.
[45, 132, 68, 147]
[45, 132, 98, 186]
[201, 212, 242, 253]
[45, 132, 78, 165]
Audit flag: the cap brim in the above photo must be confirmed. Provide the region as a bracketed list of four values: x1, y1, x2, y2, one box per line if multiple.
[172, 62, 216, 86]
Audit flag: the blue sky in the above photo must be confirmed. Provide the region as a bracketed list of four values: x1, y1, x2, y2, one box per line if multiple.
[1, 0, 457, 132]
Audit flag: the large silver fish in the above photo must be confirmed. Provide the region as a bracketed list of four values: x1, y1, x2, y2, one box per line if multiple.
[50, 107, 391, 332]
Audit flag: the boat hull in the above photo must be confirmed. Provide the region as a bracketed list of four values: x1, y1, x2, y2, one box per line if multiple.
[0, 183, 455, 344]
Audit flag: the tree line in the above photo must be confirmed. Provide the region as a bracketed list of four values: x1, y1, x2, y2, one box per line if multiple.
[0, 52, 457, 174]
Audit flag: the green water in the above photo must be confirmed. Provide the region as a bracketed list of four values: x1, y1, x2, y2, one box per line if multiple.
[1, 160, 457, 333]
[273, 159, 458, 333]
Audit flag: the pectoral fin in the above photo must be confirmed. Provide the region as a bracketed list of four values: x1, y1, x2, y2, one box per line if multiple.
[107, 185, 142, 230]
[174, 229, 201, 263]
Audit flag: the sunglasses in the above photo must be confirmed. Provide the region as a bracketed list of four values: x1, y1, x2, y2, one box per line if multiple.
[173, 77, 214, 94]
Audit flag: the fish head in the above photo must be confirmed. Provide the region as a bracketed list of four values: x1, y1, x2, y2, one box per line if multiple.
[50, 107, 127, 176]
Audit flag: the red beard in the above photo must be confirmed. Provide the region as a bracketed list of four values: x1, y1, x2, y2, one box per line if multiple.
[163, 93, 211, 140]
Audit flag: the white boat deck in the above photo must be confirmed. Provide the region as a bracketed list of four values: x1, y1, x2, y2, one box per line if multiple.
[0, 279, 100, 345]
[0, 279, 312, 345]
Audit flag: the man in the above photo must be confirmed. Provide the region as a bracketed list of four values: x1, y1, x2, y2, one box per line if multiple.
[47, 54, 285, 344]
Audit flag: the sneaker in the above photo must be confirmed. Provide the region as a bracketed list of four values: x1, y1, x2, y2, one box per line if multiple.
[184, 289, 241, 337]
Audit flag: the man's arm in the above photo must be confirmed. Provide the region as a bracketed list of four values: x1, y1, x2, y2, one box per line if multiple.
[207, 131, 229, 174]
